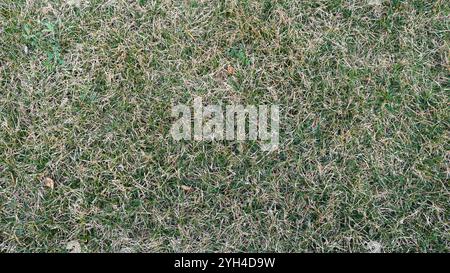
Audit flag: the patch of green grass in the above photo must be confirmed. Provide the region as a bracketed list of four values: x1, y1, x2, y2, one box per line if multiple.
[0, 0, 449, 252]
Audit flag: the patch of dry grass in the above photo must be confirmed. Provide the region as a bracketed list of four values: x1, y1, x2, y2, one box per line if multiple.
[0, 0, 449, 252]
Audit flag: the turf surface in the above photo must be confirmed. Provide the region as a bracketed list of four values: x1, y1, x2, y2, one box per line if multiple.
[0, 0, 449, 252]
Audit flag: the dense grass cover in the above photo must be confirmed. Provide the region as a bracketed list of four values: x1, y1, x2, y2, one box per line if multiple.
[0, 0, 448, 252]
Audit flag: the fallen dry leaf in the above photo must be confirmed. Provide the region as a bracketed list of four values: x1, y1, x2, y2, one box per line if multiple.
[226, 65, 235, 75]
[66, 240, 82, 253]
[120, 247, 134, 253]
[41, 4, 54, 15]
[366, 241, 382, 253]
[181, 185, 194, 193]
[43, 177, 54, 189]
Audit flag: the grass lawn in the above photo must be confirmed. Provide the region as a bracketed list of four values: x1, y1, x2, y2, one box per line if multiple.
[0, 0, 449, 252]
